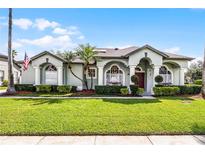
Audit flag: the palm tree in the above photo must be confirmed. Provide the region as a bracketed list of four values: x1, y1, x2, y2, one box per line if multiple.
[12, 49, 17, 59]
[62, 51, 84, 83]
[202, 48, 205, 99]
[7, 8, 16, 94]
[75, 44, 98, 90]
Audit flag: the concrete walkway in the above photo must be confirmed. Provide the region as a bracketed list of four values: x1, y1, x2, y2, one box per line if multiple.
[0, 135, 204, 145]
[0, 96, 156, 99]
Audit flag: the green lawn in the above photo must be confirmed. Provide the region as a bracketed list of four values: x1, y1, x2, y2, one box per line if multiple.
[0, 97, 205, 135]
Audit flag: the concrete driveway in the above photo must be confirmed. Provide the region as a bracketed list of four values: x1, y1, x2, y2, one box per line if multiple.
[0, 135, 204, 145]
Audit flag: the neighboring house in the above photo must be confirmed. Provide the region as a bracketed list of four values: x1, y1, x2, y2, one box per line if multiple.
[18, 44, 193, 95]
[0, 53, 21, 85]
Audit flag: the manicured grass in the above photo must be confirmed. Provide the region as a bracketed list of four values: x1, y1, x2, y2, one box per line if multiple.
[0, 86, 7, 90]
[0, 97, 205, 135]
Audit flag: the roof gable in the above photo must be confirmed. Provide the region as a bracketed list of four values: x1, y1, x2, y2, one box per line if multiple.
[30, 51, 66, 63]
[124, 44, 168, 58]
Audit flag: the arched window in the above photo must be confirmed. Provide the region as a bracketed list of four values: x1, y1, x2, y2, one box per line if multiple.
[106, 65, 123, 85]
[45, 64, 57, 71]
[159, 66, 172, 84]
[45, 64, 57, 85]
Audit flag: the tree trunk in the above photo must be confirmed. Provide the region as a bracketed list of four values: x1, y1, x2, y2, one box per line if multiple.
[7, 8, 16, 94]
[68, 65, 84, 82]
[202, 48, 205, 99]
[83, 65, 89, 90]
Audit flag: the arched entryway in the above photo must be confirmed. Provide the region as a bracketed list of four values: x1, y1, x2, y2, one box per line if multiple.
[40, 63, 58, 85]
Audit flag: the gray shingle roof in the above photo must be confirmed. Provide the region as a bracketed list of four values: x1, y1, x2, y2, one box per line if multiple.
[95, 45, 193, 60]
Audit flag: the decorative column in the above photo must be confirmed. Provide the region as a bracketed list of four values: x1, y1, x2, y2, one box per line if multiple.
[153, 65, 161, 86]
[57, 66, 63, 85]
[34, 66, 40, 85]
[98, 66, 104, 85]
[129, 65, 136, 84]
[179, 68, 185, 85]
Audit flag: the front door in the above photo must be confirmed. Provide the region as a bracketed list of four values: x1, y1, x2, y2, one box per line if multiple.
[136, 72, 144, 88]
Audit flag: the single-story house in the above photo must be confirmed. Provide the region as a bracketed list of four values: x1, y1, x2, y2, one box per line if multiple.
[0, 53, 21, 85]
[18, 44, 194, 95]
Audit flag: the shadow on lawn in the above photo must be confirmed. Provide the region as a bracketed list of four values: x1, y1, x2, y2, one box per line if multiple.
[102, 98, 161, 105]
[156, 96, 194, 101]
[13, 98, 64, 105]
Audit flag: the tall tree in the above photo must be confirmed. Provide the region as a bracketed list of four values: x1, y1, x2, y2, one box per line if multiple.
[6, 8, 16, 94]
[75, 44, 98, 90]
[202, 48, 205, 99]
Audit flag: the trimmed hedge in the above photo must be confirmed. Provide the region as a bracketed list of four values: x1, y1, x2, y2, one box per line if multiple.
[153, 87, 180, 96]
[57, 85, 72, 93]
[95, 85, 127, 95]
[120, 88, 129, 96]
[194, 79, 202, 85]
[155, 84, 202, 95]
[136, 88, 144, 96]
[36, 85, 51, 93]
[2, 80, 8, 87]
[130, 85, 138, 96]
[14, 84, 35, 92]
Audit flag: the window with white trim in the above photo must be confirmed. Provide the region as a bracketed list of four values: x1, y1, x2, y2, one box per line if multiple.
[106, 65, 123, 85]
[159, 66, 172, 84]
[87, 67, 96, 79]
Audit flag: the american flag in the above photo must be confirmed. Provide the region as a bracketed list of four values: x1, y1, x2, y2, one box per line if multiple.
[23, 52, 30, 71]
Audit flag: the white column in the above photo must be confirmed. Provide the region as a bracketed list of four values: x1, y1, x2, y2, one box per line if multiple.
[34, 66, 40, 85]
[153, 65, 161, 86]
[98, 66, 104, 85]
[57, 66, 63, 85]
[179, 68, 185, 85]
[129, 65, 136, 84]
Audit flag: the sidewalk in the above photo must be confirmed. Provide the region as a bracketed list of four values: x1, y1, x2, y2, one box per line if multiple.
[0, 135, 204, 145]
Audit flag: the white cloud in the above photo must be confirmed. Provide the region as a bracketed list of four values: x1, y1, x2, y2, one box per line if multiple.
[164, 47, 180, 54]
[16, 35, 76, 50]
[52, 27, 68, 35]
[13, 42, 23, 48]
[13, 18, 33, 30]
[34, 18, 60, 30]
[52, 26, 81, 36]
[78, 35, 85, 40]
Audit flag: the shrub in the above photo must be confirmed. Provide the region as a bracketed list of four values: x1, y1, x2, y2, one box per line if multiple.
[131, 75, 139, 85]
[153, 87, 180, 96]
[14, 84, 35, 91]
[177, 85, 201, 95]
[95, 85, 127, 95]
[194, 79, 202, 85]
[136, 88, 144, 96]
[155, 75, 163, 84]
[71, 86, 77, 92]
[36, 85, 51, 93]
[130, 85, 138, 96]
[50, 85, 58, 92]
[2, 80, 8, 87]
[120, 88, 129, 96]
[57, 85, 72, 93]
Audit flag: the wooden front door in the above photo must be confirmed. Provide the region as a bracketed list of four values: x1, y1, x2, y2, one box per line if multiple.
[136, 72, 144, 88]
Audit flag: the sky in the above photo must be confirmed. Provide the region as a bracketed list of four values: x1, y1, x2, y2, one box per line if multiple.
[0, 8, 205, 61]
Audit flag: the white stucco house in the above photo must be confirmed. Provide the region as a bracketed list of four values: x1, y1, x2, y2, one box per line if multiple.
[0, 53, 21, 85]
[17, 44, 193, 95]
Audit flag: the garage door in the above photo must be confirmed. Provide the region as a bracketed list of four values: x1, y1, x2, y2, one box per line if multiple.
[45, 71, 57, 85]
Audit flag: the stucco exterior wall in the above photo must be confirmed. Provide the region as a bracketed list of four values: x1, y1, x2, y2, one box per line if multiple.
[128, 49, 163, 66]
[0, 59, 20, 85]
[67, 63, 83, 90]
[21, 64, 35, 84]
